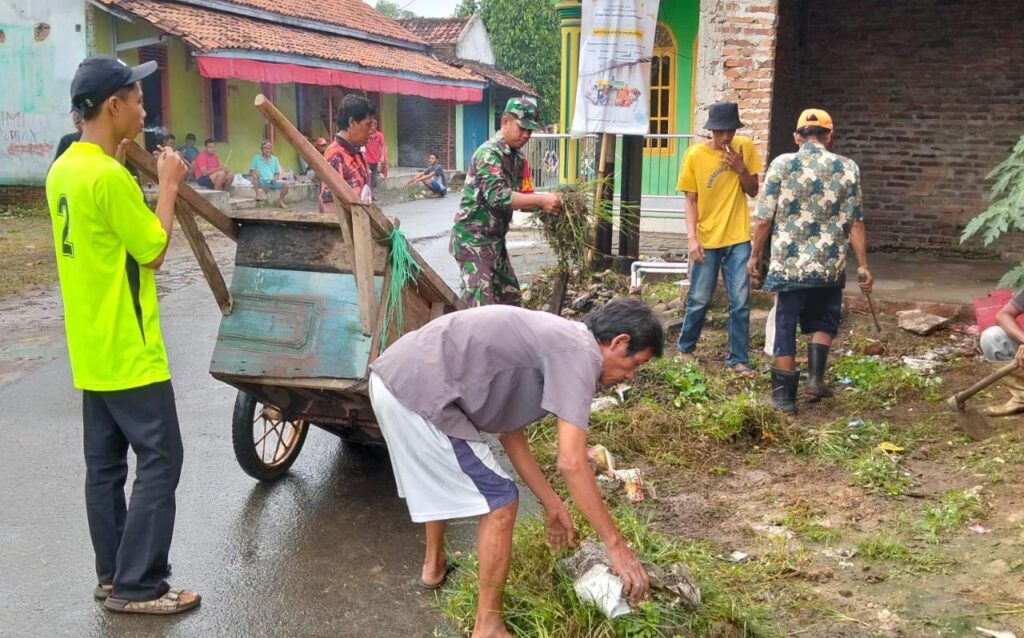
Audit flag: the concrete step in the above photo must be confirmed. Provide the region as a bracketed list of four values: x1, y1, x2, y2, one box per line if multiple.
[143, 184, 230, 212]
[230, 181, 317, 204]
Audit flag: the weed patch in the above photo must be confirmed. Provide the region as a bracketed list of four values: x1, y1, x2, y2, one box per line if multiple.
[642, 280, 684, 305]
[915, 488, 984, 543]
[848, 450, 913, 496]
[439, 508, 783, 638]
[856, 534, 950, 573]
[829, 355, 937, 410]
[690, 392, 782, 443]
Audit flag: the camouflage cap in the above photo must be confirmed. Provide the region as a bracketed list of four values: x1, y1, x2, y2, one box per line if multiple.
[503, 97, 540, 131]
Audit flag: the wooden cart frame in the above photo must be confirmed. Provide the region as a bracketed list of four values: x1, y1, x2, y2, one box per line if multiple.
[127, 95, 463, 480]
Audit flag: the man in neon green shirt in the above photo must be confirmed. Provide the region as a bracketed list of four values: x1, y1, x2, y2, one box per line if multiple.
[46, 54, 200, 615]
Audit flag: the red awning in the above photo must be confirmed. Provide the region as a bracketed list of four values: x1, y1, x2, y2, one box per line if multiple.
[198, 56, 483, 103]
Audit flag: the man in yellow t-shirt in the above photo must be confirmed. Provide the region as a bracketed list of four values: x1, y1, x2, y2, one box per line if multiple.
[675, 102, 762, 376]
[46, 55, 200, 615]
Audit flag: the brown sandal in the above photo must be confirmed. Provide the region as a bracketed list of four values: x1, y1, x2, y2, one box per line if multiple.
[93, 584, 112, 600]
[103, 587, 201, 615]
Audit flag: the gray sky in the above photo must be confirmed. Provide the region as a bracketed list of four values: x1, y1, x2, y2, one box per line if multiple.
[366, 0, 462, 18]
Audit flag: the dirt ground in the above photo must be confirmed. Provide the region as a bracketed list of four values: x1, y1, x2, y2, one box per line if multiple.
[613, 288, 1024, 637]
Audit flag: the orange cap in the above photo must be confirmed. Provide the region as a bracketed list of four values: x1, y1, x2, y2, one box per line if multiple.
[796, 108, 833, 131]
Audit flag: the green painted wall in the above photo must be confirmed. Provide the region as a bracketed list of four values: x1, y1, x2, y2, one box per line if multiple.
[639, 0, 699, 204]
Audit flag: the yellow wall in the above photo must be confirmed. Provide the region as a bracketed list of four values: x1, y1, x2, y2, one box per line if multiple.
[381, 93, 398, 167]
[99, 15, 301, 175]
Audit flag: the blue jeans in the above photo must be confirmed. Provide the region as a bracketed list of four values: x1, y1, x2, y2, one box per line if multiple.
[677, 241, 751, 366]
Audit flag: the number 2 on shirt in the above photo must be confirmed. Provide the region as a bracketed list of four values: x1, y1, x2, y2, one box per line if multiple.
[57, 195, 74, 258]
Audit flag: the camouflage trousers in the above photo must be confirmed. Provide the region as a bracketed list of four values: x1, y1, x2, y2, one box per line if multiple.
[450, 238, 521, 307]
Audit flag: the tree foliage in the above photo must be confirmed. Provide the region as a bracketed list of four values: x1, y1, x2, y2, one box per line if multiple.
[961, 134, 1024, 288]
[478, 0, 561, 125]
[374, 0, 416, 19]
[454, 0, 479, 17]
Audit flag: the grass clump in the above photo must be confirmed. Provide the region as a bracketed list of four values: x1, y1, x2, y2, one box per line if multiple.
[856, 533, 950, 573]
[792, 419, 892, 460]
[848, 450, 913, 496]
[690, 392, 782, 443]
[829, 355, 935, 409]
[439, 508, 782, 638]
[915, 488, 984, 543]
[642, 280, 684, 305]
[779, 503, 839, 545]
[531, 180, 615, 281]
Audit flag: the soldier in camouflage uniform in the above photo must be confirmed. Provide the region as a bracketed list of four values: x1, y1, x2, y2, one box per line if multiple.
[450, 97, 562, 307]
[749, 109, 874, 414]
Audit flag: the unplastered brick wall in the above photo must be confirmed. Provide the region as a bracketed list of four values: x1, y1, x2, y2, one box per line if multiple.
[766, 0, 802, 162]
[694, 0, 780, 166]
[791, 0, 1024, 253]
[0, 185, 47, 208]
[396, 96, 457, 170]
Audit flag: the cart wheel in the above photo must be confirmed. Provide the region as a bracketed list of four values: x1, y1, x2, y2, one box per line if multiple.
[232, 390, 309, 481]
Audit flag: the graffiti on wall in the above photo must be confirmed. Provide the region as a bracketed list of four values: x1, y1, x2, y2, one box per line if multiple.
[0, 0, 85, 185]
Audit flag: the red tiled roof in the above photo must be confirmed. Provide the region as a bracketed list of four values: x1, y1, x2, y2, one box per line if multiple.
[96, 0, 481, 84]
[397, 18, 469, 45]
[446, 59, 536, 97]
[213, 0, 424, 45]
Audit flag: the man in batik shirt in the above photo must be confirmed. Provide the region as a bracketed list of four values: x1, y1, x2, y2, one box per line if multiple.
[749, 109, 874, 414]
[450, 97, 561, 307]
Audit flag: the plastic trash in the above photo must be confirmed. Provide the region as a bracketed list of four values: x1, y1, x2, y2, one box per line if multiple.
[614, 468, 645, 503]
[587, 445, 616, 476]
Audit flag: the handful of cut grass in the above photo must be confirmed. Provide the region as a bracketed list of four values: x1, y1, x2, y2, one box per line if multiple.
[531, 179, 614, 277]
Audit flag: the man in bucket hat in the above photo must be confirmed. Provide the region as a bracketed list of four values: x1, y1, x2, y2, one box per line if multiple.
[675, 101, 762, 376]
[450, 97, 562, 306]
[749, 108, 873, 414]
[46, 54, 200, 615]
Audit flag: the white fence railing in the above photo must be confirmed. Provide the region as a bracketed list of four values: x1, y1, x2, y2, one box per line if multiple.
[522, 133, 698, 216]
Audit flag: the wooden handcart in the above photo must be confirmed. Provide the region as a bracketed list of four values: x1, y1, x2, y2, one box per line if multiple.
[126, 95, 463, 481]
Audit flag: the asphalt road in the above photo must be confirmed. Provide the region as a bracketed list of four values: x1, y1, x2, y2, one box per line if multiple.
[0, 195, 553, 637]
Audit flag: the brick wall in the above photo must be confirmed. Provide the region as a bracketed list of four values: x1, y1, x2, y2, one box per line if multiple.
[694, 0, 780, 165]
[0, 185, 47, 208]
[396, 96, 458, 170]
[776, 0, 1024, 253]
[766, 0, 801, 162]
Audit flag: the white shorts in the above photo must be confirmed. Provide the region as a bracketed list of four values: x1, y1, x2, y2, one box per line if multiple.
[368, 373, 518, 523]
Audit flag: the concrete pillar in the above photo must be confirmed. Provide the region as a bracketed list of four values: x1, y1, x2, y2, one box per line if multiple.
[553, 0, 582, 185]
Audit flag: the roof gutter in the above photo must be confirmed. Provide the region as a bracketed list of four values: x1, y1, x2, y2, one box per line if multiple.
[172, 0, 428, 52]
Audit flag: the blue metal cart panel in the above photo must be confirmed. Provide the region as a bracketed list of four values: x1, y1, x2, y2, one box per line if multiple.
[210, 266, 383, 381]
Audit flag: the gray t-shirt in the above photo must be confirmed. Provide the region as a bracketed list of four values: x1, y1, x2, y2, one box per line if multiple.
[369, 305, 603, 442]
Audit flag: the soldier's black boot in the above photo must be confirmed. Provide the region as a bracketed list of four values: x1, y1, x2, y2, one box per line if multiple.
[806, 343, 834, 399]
[770, 367, 799, 415]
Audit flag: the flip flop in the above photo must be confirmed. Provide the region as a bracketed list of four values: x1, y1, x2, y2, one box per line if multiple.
[729, 364, 757, 378]
[93, 563, 171, 601]
[415, 562, 457, 591]
[104, 588, 201, 615]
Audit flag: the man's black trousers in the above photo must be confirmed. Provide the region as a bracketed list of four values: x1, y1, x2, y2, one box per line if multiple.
[82, 380, 182, 601]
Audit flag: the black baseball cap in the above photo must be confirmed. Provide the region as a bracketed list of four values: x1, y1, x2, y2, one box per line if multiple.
[70, 55, 157, 116]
